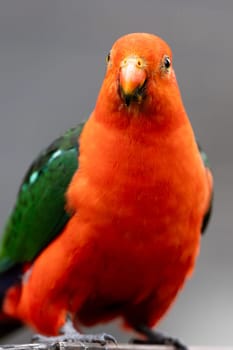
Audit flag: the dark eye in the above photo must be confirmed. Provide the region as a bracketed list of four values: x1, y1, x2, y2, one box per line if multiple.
[105, 52, 111, 64]
[164, 56, 171, 69]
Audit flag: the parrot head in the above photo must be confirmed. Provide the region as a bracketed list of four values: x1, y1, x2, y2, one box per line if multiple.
[96, 33, 183, 118]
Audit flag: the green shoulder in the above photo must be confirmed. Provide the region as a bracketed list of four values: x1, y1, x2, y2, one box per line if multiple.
[0, 123, 85, 272]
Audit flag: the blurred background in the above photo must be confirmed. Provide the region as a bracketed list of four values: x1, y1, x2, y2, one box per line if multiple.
[0, 0, 232, 346]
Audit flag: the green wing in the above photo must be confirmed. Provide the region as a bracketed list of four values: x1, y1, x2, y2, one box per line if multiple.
[0, 123, 85, 272]
[198, 143, 213, 234]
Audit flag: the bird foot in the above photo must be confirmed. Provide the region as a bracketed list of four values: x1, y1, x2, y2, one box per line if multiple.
[131, 325, 187, 350]
[32, 319, 117, 345]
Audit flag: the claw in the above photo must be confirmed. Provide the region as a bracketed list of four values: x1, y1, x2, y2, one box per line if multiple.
[131, 324, 188, 350]
[32, 332, 117, 345]
[32, 319, 117, 346]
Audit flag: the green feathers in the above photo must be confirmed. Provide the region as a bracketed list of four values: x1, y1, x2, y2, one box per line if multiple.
[0, 124, 84, 272]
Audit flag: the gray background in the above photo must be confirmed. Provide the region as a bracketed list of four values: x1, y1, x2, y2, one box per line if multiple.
[0, 0, 232, 346]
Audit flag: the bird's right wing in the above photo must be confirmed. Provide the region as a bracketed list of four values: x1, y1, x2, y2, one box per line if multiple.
[0, 123, 85, 273]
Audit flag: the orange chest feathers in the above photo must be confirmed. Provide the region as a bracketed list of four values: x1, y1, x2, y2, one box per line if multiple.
[66, 115, 208, 248]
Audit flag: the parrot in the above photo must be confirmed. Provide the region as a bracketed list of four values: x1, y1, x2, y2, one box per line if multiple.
[0, 33, 213, 348]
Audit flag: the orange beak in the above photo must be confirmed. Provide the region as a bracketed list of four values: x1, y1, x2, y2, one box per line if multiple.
[119, 57, 147, 106]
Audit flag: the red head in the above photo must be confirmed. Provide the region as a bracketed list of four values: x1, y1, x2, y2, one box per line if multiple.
[95, 33, 185, 122]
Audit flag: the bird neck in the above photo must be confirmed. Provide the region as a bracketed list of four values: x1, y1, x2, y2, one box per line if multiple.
[93, 80, 189, 135]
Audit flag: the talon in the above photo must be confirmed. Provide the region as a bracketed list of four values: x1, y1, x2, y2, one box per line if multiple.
[32, 320, 117, 345]
[131, 324, 188, 350]
[95, 333, 117, 345]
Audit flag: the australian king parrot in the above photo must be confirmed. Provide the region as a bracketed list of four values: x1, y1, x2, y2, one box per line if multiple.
[0, 33, 213, 347]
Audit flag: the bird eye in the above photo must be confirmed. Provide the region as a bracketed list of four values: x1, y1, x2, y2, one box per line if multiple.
[105, 52, 111, 64]
[163, 56, 171, 70]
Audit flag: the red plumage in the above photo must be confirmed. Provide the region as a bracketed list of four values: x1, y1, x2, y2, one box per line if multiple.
[2, 33, 212, 337]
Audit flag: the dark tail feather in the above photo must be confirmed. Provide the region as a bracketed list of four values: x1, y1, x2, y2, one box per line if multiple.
[0, 264, 23, 339]
[0, 313, 23, 339]
[0, 264, 22, 300]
